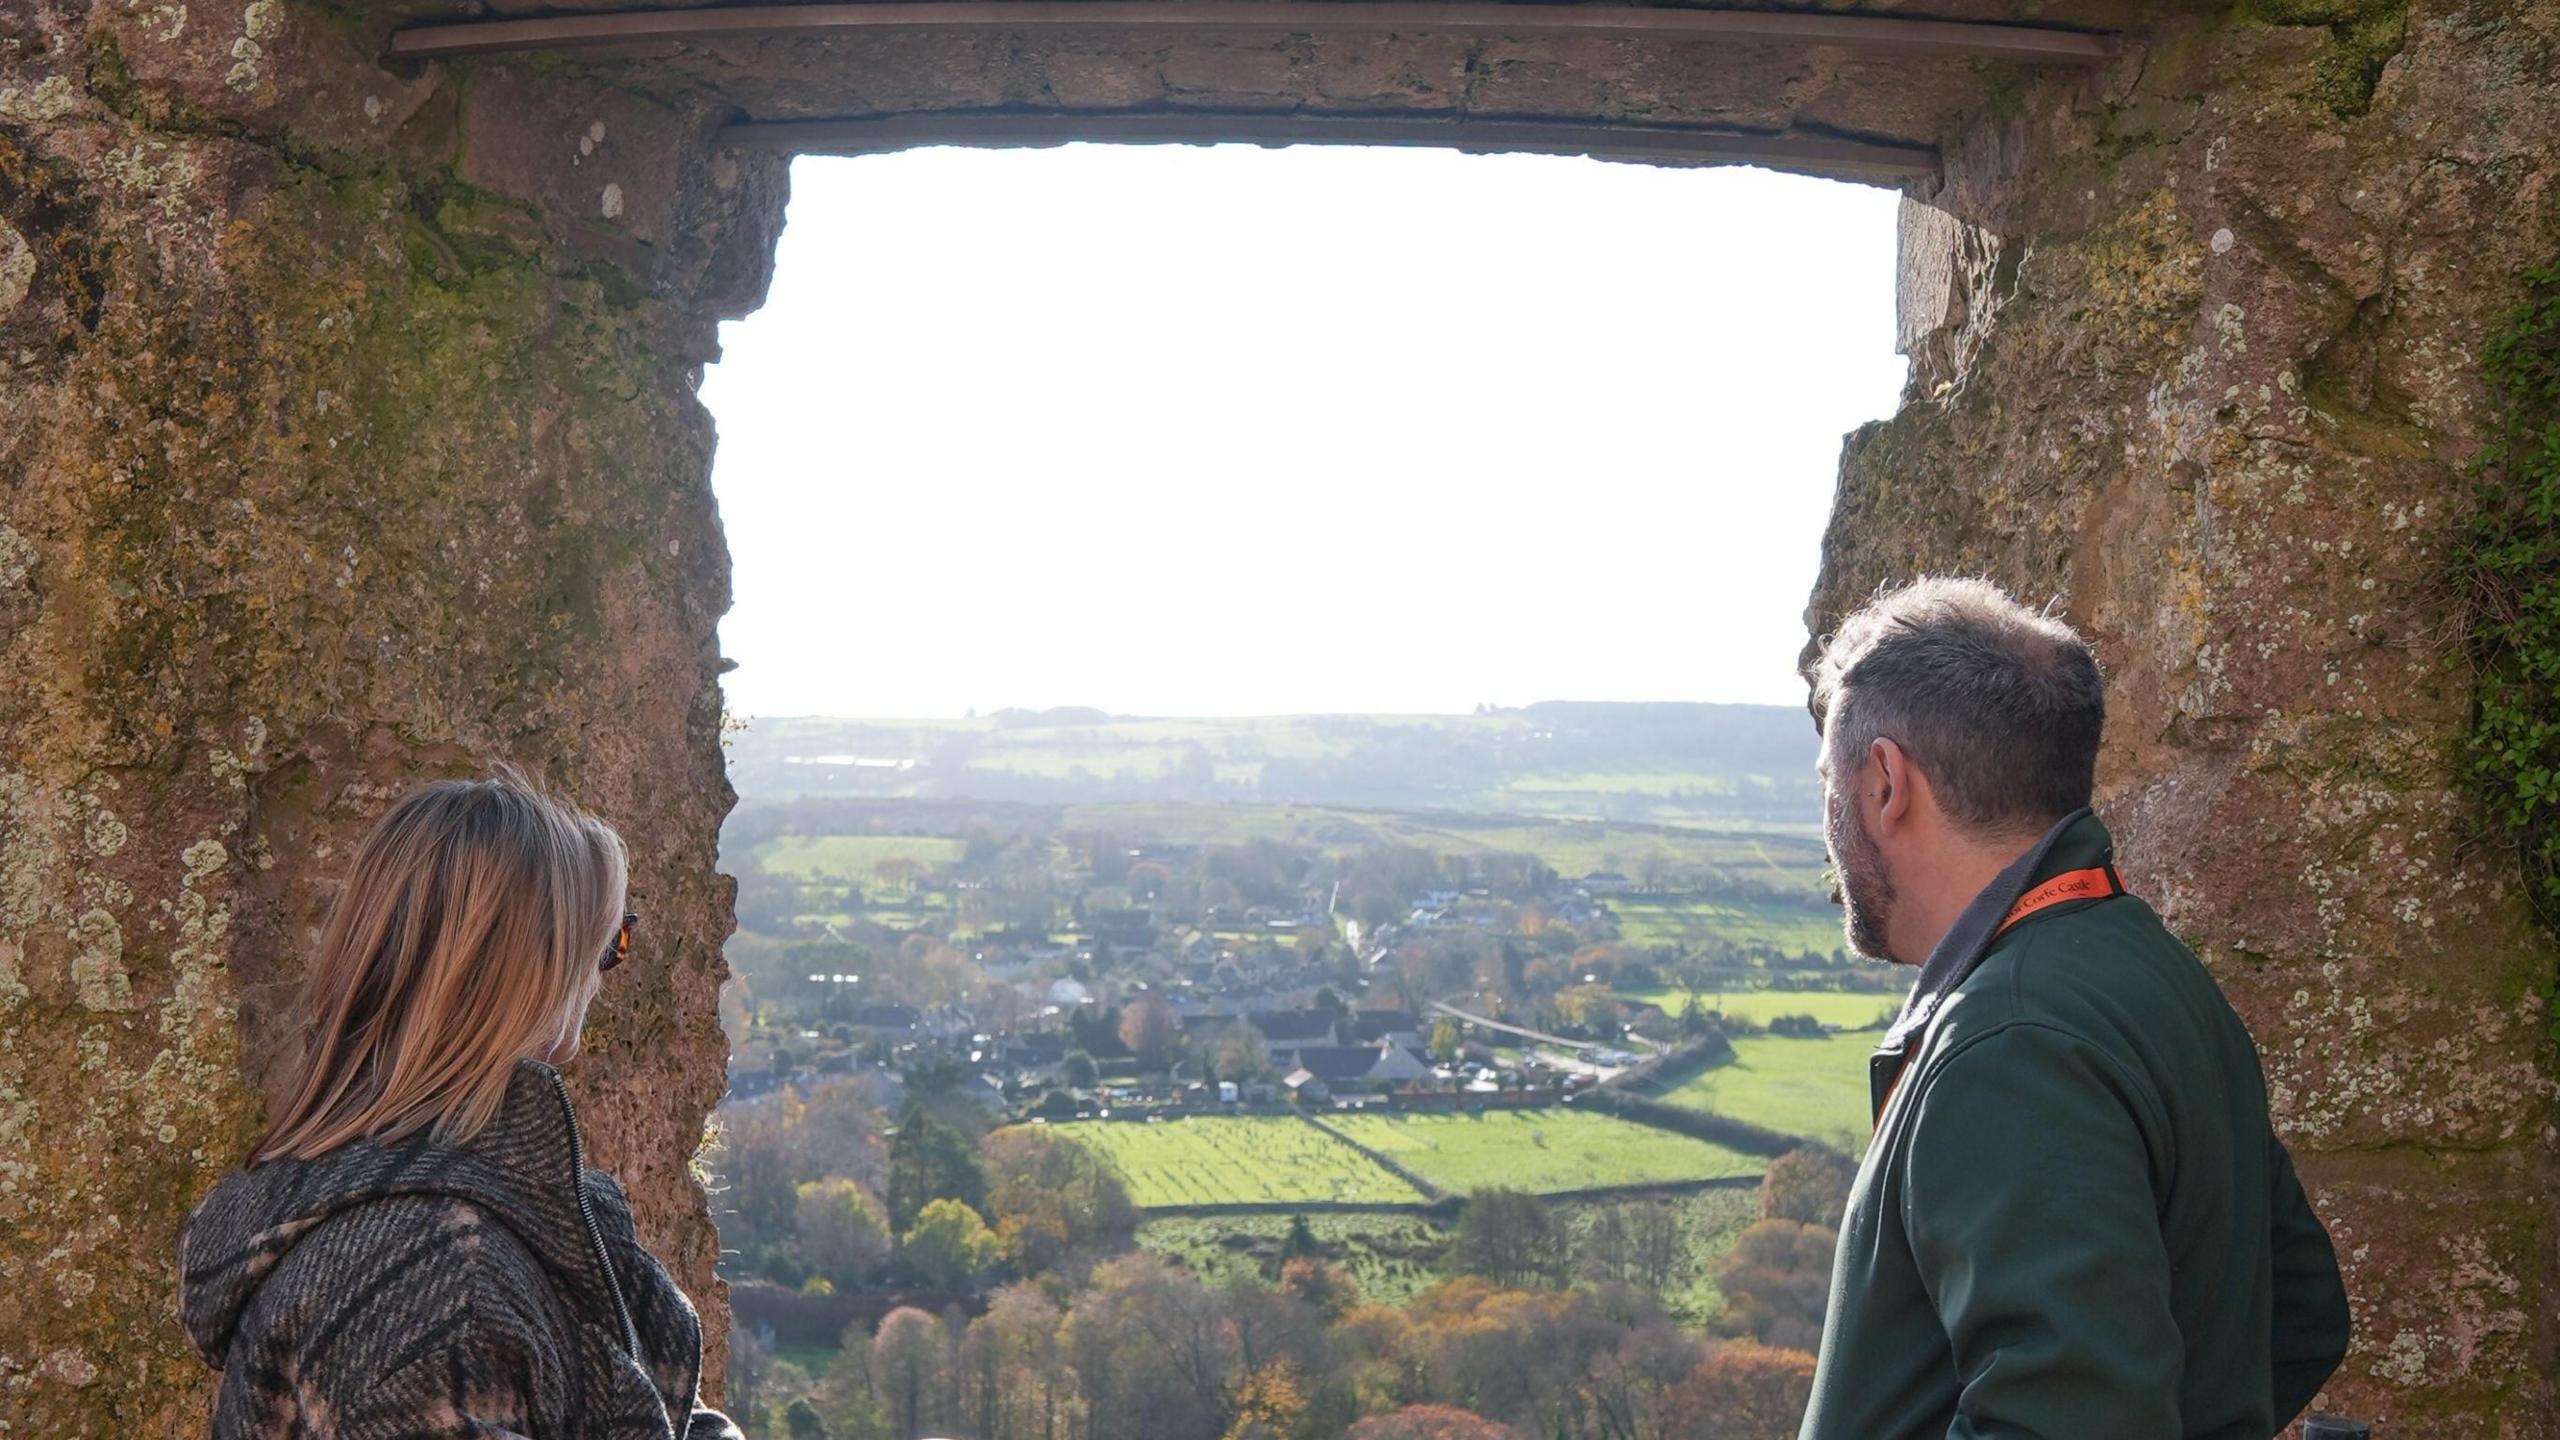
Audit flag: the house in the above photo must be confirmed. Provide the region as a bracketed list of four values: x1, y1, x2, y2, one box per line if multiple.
[1580, 871, 1634, 894]
[1274, 1042, 1430, 1089]
[1346, 1009, 1423, 1051]
[1282, 1068, 1330, 1104]
[1246, 1009, 1341, 1048]
[999, 1031, 1069, 1076]
[1046, 978, 1093, 1008]
[850, 1003, 922, 1033]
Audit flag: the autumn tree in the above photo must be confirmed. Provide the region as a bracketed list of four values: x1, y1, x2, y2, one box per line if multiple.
[1224, 1360, 1308, 1440]
[963, 1284, 1080, 1440]
[715, 1104, 802, 1272]
[871, 1306, 951, 1440]
[1119, 992, 1183, 1071]
[1213, 1022, 1274, 1084]
[1667, 1340, 1817, 1440]
[902, 1197, 1002, 1291]
[795, 1177, 892, 1290]
[1757, 1147, 1856, 1226]
[981, 1126, 1139, 1274]
[1344, 1404, 1521, 1439]
[1577, 1200, 1685, 1292]
[1451, 1189, 1565, 1289]
[1427, 1019, 1461, 1062]
[1278, 1256, 1357, 1320]
[1710, 1219, 1839, 1352]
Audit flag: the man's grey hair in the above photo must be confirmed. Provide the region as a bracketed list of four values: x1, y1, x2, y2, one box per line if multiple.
[1808, 576, 2106, 837]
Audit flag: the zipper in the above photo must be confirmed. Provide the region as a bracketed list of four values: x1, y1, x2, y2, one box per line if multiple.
[545, 1067, 667, 1438]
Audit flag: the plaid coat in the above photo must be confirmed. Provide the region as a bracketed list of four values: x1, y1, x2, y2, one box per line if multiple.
[181, 1059, 741, 1440]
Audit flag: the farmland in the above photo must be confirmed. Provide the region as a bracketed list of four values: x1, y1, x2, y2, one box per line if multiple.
[1140, 1212, 1454, 1305]
[756, 833, 970, 882]
[1037, 1116, 1427, 1208]
[1646, 1031, 1879, 1153]
[1319, 1108, 1761, 1195]
[1605, 894, 1842, 953]
[723, 703, 1824, 832]
[1620, 985, 1899, 1030]
[1137, 1184, 1762, 1323]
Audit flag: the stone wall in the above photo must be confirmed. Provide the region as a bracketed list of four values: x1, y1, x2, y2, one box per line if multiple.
[0, 1, 782, 1430]
[5, 0, 2556, 1433]
[1813, 1, 2560, 1431]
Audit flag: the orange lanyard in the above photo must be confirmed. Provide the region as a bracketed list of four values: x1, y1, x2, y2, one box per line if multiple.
[1870, 865, 2125, 1128]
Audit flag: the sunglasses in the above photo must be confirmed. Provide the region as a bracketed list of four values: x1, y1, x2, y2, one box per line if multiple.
[600, 911, 638, 973]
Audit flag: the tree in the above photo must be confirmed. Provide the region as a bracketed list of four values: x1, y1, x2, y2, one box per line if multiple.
[982, 1126, 1139, 1275]
[715, 1105, 802, 1265]
[1666, 1340, 1817, 1440]
[1277, 1256, 1356, 1320]
[1062, 1253, 1233, 1440]
[873, 856, 927, 893]
[872, 1306, 950, 1440]
[1224, 1361, 1308, 1440]
[794, 1177, 892, 1290]
[1711, 1219, 1838, 1352]
[1119, 992, 1183, 1071]
[1344, 1404, 1520, 1440]
[1063, 1049, 1100, 1090]
[1450, 1189, 1564, 1288]
[886, 1108, 986, 1233]
[785, 1396, 833, 1440]
[903, 1197, 1003, 1291]
[1426, 1018, 1461, 1063]
[1214, 1023, 1273, 1084]
[967, 1284, 1078, 1440]
[1758, 1147, 1856, 1226]
[1278, 1213, 1320, 1266]
[798, 1076, 890, 1188]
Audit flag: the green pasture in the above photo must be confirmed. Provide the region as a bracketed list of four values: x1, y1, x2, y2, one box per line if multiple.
[1140, 1212, 1454, 1306]
[1606, 895, 1841, 952]
[1619, 986, 1899, 1030]
[1039, 1116, 1427, 1208]
[756, 833, 968, 883]
[1139, 1185, 1762, 1322]
[1049, 803, 1829, 897]
[1318, 1108, 1760, 1195]
[1649, 1031, 1878, 1154]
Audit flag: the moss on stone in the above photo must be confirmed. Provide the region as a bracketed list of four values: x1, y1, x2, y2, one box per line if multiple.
[2236, 0, 2408, 117]
[2455, 262, 2560, 1049]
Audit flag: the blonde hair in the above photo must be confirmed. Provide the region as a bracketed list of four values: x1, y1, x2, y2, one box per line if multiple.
[252, 772, 628, 1164]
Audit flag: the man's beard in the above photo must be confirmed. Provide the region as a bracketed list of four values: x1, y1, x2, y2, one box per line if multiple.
[1825, 782, 1897, 962]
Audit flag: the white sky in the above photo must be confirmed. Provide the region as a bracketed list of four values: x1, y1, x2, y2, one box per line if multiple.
[701, 145, 1905, 719]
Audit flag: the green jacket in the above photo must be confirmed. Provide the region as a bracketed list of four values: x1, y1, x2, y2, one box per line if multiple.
[1799, 810, 2350, 1440]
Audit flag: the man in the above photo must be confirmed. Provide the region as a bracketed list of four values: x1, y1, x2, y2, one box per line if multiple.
[1797, 577, 2350, 1440]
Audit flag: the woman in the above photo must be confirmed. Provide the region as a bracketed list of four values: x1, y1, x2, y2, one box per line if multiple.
[180, 774, 740, 1440]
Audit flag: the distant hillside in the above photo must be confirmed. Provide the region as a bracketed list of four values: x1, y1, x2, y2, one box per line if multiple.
[725, 702, 1821, 831]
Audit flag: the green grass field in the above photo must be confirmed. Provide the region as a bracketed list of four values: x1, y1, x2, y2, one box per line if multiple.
[1138, 1185, 1763, 1322]
[1650, 1031, 1878, 1153]
[1606, 895, 1842, 952]
[1039, 1116, 1427, 1208]
[1140, 1212, 1454, 1305]
[756, 833, 969, 883]
[1319, 1108, 1760, 1194]
[1049, 803, 1829, 891]
[1619, 986, 1899, 1030]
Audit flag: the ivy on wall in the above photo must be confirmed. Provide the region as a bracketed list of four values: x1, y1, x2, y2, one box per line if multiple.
[2462, 264, 2560, 968]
